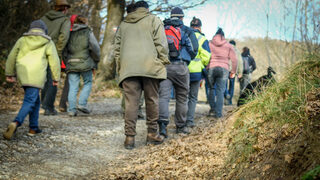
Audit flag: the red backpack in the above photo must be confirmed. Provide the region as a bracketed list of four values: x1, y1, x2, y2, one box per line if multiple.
[165, 25, 181, 58]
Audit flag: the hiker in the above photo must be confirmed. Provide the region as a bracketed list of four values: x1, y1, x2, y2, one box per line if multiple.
[41, 0, 71, 116]
[3, 20, 60, 140]
[120, 3, 145, 120]
[158, 7, 194, 138]
[186, 17, 211, 127]
[239, 46, 256, 93]
[59, 14, 78, 112]
[224, 40, 243, 105]
[64, 15, 100, 116]
[114, 1, 170, 149]
[207, 28, 238, 118]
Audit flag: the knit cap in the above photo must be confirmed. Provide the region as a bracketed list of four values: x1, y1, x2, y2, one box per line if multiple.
[29, 20, 48, 35]
[171, 7, 184, 17]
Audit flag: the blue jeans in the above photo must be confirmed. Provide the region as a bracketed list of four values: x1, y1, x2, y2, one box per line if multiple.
[224, 75, 235, 105]
[68, 70, 93, 113]
[208, 67, 229, 117]
[14, 87, 40, 130]
[186, 80, 201, 123]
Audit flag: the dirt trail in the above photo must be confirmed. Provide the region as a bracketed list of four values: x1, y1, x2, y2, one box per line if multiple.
[0, 98, 235, 179]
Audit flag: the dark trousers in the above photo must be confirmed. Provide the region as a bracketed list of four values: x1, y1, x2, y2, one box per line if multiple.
[41, 67, 57, 111]
[14, 87, 40, 130]
[158, 63, 189, 128]
[224, 75, 235, 105]
[122, 77, 160, 136]
[59, 73, 69, 109]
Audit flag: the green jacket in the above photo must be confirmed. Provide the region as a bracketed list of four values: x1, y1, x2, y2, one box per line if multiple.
[5, 29, 61, 89]
[65, 24, 100, 73]
[114, 7, 170, 86]
[41, 10, 70, 57]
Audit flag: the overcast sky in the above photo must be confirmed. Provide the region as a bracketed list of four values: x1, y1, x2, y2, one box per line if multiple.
[155, 0, 298, 41]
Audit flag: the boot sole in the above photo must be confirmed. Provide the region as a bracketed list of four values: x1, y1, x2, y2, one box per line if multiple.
[146, 139, 164, 145]
[3, 122, 17, 140]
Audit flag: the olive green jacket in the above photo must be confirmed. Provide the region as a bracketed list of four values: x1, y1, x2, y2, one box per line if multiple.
[114, 7, 170, 86]
[65, 24, 100, 73]
[41, 10, 70, 58]
[5, 29, 61, 88]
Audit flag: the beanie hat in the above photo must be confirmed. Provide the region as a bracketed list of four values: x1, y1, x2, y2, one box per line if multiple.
[30, 20, 48, 35]
[229, 40, 236, 46]
[135, 1, 149, 9]
[171, 7, 184, 17]
[190, 17, 202, 27]
[55, 0, 71, 8]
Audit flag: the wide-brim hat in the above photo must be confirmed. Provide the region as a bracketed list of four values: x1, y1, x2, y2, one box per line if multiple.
[55, 0, 71, 8]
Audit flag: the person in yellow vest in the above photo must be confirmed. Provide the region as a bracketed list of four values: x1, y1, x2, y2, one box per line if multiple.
[186, 17, 211, 127]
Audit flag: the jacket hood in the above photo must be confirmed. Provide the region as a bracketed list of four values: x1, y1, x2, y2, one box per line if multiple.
[44, 10, 66, 21]
[124, 7, 149, 23]
[211, 34, 227, 47]
[163, 17, 183, 27]
[71, 24, 89, 31]
[22, 29, 51, 50]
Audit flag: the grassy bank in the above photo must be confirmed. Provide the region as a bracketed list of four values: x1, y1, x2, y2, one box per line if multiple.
[224, 56, 320, 179]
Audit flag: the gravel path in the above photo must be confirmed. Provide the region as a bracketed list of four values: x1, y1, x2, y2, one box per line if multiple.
[0, 98, 234, 179]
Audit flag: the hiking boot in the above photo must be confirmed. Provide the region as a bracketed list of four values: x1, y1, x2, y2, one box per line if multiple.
[27, 129, 42, 137]
[159, 123, 168, 138]
[124, 136, 135, 150]
[207, 109, 215, 117]
[186, 120, 195, 128]
[176, 126, 190, 135]
[146, 133, 164, 145]
[3, 122, 18, 140]
[44, 109, 58, 116]
[77, 106, 90, 114]
[68, 111, 77, 117]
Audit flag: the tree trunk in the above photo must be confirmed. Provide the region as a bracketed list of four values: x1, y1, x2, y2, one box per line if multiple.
[89, 0, 103, 41]
[97, 0, 125, 82]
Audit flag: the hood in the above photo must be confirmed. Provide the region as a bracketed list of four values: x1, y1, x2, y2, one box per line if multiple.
[44, 10, 66, 21]
[124, 7, 149, 23]
[22, 29, 51, 50]
[163, 17, 183, 27]
[211, 34, 227, 47]
[71, 24, 89, 31]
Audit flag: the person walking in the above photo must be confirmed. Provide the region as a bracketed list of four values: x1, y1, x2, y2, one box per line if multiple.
[59, 14, 78, 112]
[239, 46, 256, 93]
[64, 15, 100, 116]
[224, 40, 243, 105]
[207, 28, 238, 118]
[158, 7, 194, 138]
[114, 1, 170, 149]
[186, 17, 211, 127]
[3, 20, 60, 140]
[41, 0, 71, 116]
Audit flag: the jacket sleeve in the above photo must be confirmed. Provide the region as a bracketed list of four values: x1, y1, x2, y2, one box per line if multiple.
[200, 39, 211, 66]
[152, 17, 170, 65]
[46, 40, 61, 82]
[187, 28, 199, 60]
[250, 56, 256, 72]
[88, 31, 101, 63]
[114, 26, 121, 75]
[56, 18, 71, 58]
[229, 46, 238, 74]
[5, 38, 21, 77]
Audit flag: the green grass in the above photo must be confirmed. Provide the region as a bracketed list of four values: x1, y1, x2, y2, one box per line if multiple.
[228, 56, 320, 165]
[302, 165, 320, 180]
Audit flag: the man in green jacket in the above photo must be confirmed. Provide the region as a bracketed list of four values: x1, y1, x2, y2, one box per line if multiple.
[3, 20, 60, 140]
[114, 1, 170, 150]
[41, 0, 71, 116]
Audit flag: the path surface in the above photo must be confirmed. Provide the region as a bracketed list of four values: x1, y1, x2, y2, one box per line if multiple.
[0, 98, 235, 179]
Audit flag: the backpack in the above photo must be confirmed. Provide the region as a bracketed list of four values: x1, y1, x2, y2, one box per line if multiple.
[242, 56, 250, 74]
[165, 25, 181, 58]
